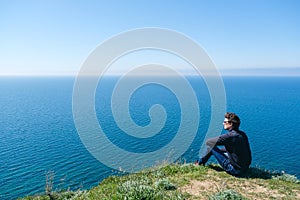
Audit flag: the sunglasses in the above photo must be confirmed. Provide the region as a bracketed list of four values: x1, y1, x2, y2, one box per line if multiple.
[223, 121, 231, 124]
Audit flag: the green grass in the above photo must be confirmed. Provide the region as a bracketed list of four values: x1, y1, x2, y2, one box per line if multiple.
[20, 163, 300, 200]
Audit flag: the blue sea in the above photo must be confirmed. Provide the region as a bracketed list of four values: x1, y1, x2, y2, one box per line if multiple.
[0, 76, 299, 199]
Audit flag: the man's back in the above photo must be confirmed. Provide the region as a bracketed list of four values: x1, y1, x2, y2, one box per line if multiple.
[223, 130, 252, 169]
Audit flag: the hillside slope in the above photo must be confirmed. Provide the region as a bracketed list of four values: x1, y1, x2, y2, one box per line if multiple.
[21, 163, 300, 200]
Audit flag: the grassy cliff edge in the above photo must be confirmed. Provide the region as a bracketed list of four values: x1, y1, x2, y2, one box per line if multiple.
[20, 163, 300, 200]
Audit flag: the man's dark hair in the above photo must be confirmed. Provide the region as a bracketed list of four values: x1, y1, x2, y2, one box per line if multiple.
[225, 112, 240, 129]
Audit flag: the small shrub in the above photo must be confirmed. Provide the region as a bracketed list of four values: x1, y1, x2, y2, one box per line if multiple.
[117, 180, 156, 199]
[155, 178, 176, 190]
[209, 189, 248, 200]
[272, 173, 300, 184]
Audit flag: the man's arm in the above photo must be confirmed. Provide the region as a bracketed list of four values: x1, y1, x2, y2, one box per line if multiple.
[206, 133, 231, 147]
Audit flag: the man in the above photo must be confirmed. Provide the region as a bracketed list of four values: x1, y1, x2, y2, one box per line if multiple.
[196, 112, 252, 176]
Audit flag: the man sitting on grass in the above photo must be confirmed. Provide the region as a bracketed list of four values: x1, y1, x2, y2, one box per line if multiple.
[196, 112, 252, 177]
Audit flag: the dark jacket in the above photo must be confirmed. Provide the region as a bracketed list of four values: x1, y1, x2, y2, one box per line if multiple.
[206, 129, 252, 170]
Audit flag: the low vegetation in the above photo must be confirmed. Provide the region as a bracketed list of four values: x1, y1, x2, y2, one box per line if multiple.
[20, 163, 300, 200]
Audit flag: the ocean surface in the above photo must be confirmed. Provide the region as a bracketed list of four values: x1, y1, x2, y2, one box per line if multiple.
[0, 76, 299, 199]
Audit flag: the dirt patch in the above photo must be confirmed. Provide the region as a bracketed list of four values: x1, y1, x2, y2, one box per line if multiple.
[180, 179, 288, 200]
[238, 181, 285, 199]
[180, 180, 219, 198]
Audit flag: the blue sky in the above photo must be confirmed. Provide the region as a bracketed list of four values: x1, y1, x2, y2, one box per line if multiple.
[0, 0, 299, 76]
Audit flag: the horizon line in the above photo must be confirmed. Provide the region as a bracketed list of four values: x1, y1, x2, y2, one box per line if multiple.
[1, 74, 300, 78]
[1, 67, 300, 77]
